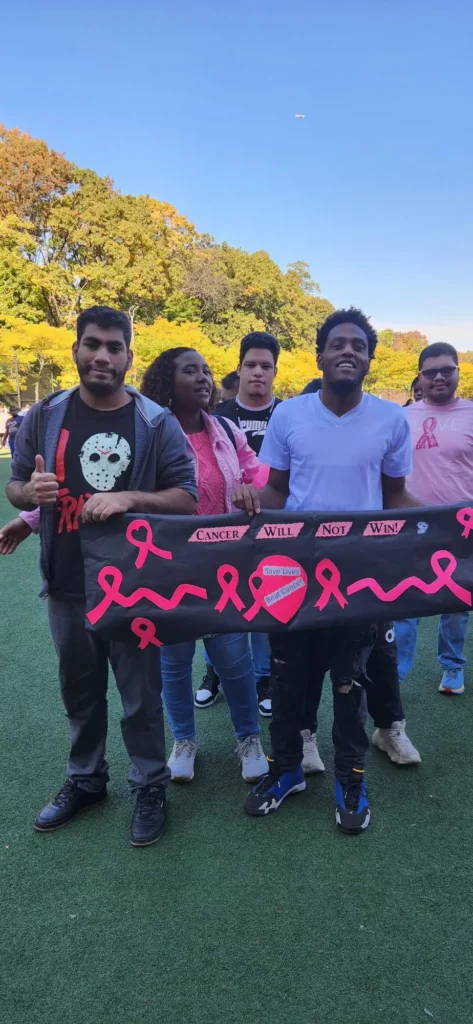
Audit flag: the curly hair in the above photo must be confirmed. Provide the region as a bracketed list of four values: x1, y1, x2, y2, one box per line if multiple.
[141, 347, 218, 410]
[316, 307, 378, 357]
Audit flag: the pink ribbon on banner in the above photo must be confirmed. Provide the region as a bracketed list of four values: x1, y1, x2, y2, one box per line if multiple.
[416, 417, 439, 450]
[131, 617, 164, 649]
[87, 566, 207, 625]
[347, 550, 471, 606]
[456, 507, 473, 539]
[215, 565, 246, 613]
[126, 519, 172, 568]
[314, 559, 348, 611]
[243, 570, 267, 622]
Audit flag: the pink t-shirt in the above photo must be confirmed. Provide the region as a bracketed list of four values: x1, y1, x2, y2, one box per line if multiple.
[190, 429, 226, 516]
[405, 397, 473, 505]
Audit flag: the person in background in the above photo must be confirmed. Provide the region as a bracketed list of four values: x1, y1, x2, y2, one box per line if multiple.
[300, 377, 323, 395]
[403, 375, 424, 406]
[6, 306, 198, 847]
[395, 342, 473, 694]
[2, 406, 24, 460]
[233, 308, 421, 833]
[220, 370, 239, 401]
[210, 332, 282, 716]
[141, 346, 269, 785]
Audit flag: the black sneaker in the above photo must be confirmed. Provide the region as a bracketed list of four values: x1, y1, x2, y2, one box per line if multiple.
[257, 676, 272, 717]
[194, 671, 221, 708]
[335, 770, 370, 834]
[34, 779, 107, 832]
[130, 786, 167, 847]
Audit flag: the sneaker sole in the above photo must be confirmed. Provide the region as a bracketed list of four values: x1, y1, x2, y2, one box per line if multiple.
[130, 829, 165, 847]
[244, 781, 306, 815]
[336, 808, 371, 834]
[302, 763, 326, 774]
[170, 773, 194, 783]
[372, 736, 421, 766]
[33, 792, 107, 832]
[439, 685, 465, 695]
[194, 692, 221, 708]
[258, 708, 272, 718]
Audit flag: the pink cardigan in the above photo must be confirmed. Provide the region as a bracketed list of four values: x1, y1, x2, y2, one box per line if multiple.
[19, 411, 269, 530]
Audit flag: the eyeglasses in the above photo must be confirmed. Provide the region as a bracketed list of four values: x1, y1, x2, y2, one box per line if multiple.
[420, 366, 457, 381]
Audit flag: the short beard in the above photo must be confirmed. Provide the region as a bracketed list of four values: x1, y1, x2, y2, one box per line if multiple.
[330, 374, 365, 397]
[78, 366, 125, 397]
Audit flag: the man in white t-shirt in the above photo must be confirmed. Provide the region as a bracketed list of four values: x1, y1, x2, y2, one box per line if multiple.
[233, 308, 421, 834]
[396, 342, 473, 694]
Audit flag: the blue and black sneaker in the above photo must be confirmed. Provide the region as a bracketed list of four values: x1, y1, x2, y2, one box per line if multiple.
[244, 764, 306, 816]
[335, 769, 370, 834]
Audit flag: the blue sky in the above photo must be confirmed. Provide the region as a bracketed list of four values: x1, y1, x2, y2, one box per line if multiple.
[2, 1, 472, 346]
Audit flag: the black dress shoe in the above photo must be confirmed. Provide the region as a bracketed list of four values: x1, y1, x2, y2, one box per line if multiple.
[130, 786, 166, 847]
[34, 779, 107, 832]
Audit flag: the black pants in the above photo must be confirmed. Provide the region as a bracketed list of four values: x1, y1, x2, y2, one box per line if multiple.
[48, 597, 169, 793]
[270, 624, 377, 779]
[302, 621, 404, 734]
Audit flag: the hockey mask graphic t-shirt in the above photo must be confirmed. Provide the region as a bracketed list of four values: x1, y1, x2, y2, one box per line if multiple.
[50, 391, 135, 597]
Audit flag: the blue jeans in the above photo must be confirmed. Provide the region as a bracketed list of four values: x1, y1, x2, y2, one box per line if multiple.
[395, 613, 469, 681]
[205, 632, 271, 679]
[161, 633, 259, 741]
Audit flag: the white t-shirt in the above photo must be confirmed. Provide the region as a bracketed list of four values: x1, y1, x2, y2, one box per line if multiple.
[259, 391, 412, 512]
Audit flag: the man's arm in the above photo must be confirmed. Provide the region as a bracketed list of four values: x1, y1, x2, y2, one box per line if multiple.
[232, 468, 289, 515]
[82, 413, 197, 522]
[382, 474, 423, 509]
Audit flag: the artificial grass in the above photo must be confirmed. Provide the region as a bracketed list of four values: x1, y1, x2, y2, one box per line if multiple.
[1, 452, 473, 1024]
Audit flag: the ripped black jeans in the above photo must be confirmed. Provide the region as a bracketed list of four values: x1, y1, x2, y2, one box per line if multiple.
[269, 625, 377, 780]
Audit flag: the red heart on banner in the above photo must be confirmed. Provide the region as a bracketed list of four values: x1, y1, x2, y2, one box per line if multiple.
[246, 554, 308, 624]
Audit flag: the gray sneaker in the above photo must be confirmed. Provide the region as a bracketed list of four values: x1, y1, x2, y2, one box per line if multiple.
[237, 735, 269, 782]
[168, 739, 197, 782]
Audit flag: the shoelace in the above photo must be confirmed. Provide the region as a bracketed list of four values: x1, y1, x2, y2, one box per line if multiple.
[174, 740, 196, 759]
[342, 778, 365, 812]
[51, 779, 76, 808]
[445, 669, 460, 682]
[237, 736, 263, 760]
[136, 787, 164, 820]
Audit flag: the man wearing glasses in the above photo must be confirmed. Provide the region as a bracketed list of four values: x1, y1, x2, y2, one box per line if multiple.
[395, 342, 473, 693]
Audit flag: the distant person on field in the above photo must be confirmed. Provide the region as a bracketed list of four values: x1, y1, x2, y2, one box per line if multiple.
[220, 370, 239, 401]
[2, 406, 23, 460]
[395, 342, 473, 694]
[300, 377, 323, 395]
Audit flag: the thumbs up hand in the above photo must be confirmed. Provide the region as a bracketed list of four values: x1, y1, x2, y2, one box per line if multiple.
[26, 454, 59, 506]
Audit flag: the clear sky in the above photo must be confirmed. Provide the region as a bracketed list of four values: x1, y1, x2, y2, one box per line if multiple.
[2, 0, 472, 346]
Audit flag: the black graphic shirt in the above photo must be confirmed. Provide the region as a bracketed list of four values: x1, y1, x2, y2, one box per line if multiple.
[50, 392, 135, 597]
[215, 396, 282, 454]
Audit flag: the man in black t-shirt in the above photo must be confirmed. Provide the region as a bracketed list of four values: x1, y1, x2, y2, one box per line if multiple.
[216, 331, 282, 455]
[7, 306, 197, 847]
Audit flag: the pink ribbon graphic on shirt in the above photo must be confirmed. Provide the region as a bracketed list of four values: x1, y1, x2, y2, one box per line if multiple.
[131, 617, 164, 649]
[314, 559, 348, 610]
[215, 565, 246, 613]
[456, 508, 473, 539]
[346, 550, 471, 606]
[416, 416, 439, 450]
[126, 519, 172, 568]
[87, 567, 207, 625]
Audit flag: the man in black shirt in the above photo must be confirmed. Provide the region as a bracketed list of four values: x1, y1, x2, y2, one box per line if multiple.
[216, 331, 282, 455]
[7, 306, 197, 847]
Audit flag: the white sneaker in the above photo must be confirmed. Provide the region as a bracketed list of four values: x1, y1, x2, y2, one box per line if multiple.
[237, 735, 269, 782]
[168, 739, 197, 782]
[372, 720, 421, 765]
[300, 730, 325, 774]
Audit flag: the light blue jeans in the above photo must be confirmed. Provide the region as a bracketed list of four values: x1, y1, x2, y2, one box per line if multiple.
[204, 632, 271, 679]
[161, 633, 259, 741]
[395, 613, 469, 681]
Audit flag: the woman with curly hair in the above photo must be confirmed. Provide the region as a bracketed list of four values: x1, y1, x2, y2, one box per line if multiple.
[141, 347, 269, 784]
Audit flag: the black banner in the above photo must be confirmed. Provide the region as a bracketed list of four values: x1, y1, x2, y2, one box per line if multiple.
[81, 504, 473, 648]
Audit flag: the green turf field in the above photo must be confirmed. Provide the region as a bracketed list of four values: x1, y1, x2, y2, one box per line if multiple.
[1, 449, 472, 1024]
